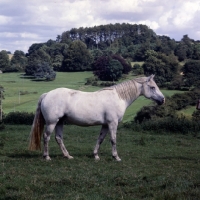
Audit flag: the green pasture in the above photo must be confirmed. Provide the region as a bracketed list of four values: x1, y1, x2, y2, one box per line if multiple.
[0, 72, 184, 122]
[131, 61, 144, 67]
[0, 125, 200, 199]
[0, 72, 99, 114]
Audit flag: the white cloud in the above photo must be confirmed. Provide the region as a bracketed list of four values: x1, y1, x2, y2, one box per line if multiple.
[0, 15, 11, 25]
[0, 0, 200, 53]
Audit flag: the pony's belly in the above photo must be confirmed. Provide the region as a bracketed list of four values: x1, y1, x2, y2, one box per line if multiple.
[66, 117, 104, 126]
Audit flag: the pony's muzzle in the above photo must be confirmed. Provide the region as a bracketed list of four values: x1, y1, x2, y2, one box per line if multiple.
[156, 97, 165, 105]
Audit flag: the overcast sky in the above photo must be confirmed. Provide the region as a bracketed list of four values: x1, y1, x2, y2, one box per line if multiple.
[0, 0, 200, 54]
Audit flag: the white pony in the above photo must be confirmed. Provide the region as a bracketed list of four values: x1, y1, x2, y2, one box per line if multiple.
[29, 75, 165, 161]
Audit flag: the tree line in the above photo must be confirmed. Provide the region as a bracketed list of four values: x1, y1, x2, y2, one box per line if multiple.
[0, 23, 200, 85]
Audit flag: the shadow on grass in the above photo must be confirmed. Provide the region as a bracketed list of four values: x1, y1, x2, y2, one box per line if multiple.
[8, 153, 41, 159]
[19, 75, 35, 79]
[7, 152, 69, 159]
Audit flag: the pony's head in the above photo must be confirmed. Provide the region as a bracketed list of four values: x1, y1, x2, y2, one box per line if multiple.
[142, 75, 165, 105]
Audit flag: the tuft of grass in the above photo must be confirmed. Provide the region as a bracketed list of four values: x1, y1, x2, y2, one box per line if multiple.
[0, 125, 200, 199]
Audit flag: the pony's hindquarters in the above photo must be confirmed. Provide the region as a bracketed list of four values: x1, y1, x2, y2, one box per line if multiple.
[28, 93, 46, 151]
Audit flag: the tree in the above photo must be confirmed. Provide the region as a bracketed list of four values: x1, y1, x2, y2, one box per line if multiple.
[34, 62, 56, 81]
[93, 56, 123, 81]
[142, 50, 179, 86]
[111, 54, 132, 74]
[10, 50, 27, 72]
[25, 49, 52, 75]
[175, 35, 194, 61]
[0, 50, 10, 72]
[192, 43, 200, 60]
[62, 40, 93, 71]
[182, 60, 200, 88]
[174, 42, 187, 61]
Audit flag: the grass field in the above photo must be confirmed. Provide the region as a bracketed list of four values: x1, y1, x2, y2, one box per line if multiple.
[0, 125, 200, 199]
[0, 72, 184, 122]
[0, 72, 200, 199]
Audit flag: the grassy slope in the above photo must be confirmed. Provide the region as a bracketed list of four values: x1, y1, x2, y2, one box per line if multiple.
[0, 72, 184, 122]
[0, 125, 200, 199]
[0, 72, 98, 113]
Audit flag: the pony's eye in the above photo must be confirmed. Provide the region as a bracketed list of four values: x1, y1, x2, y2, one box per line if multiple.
[151, 87, 155, 90]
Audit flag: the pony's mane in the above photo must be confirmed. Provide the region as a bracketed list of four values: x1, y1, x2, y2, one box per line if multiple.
[110, 76, 148, 101]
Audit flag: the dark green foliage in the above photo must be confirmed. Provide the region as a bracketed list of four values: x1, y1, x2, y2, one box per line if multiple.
[93, 56, 123, 81]
[90, 49, 103, 70]
[62, 40, 93, 71]
[174, 42, 188, 61]
[132, 63, 144, 75]
[28, 43, 45, 54]
[134, 103, 174, 124]
[175, 35, 194, 61]
[85, 76, 116, 87]
[134, 90, 200, 124]
[111, 54, 131, 74]
[34, 62, 56, 81]
[0, 50, 10, 72]
[142, 50, 179, 86]
[192, 110, 200, 121]
[21, 23, 200, 77]
[132, 89, 200, 133]
[130, 115, 200, 134]
[0, 122, 5, 130]
[25, 49, 52, 75]
[182, 60, 200, 88]
[60, 23, 156, 50]
[167, 74, 184, 90]
[10, 50, 27, 72]
[192, 43, 200, 60]
[156, 35, 176, 55]
[3, 112, 34, 125]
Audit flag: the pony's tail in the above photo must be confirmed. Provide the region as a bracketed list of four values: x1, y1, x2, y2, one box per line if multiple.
[28, 93, 47, 151]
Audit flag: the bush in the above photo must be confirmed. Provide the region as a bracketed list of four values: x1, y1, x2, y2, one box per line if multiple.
[93, 55, 123, 81]
[0, 122, 5, 130]
[127, 116, 200, 135]
[134, 90, 200, 123]
[3, 112, 34, 125]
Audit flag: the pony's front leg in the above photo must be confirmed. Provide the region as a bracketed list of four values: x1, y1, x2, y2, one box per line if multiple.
[43, 124, 56, 160]
[108, 122, 121, 161]
[55, 123, 73, 159]
[94, 125, 108, 160]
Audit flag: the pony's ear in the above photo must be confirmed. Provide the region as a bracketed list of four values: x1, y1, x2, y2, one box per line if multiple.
[147, 74, 155, 82]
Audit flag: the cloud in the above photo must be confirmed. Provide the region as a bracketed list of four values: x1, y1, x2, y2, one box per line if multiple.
[0, 0, 200, 53]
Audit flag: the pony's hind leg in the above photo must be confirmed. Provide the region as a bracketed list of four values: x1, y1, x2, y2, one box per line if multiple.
[43, 123, 56, 160]
[55, 121, 73, 159]
[93, 125, 108, 160]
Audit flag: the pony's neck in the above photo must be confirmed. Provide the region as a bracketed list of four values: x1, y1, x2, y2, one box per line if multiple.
[113, 79, 143, 108]
[125, 81, 143, 107]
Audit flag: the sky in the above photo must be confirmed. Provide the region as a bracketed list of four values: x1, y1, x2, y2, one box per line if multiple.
[0, 0, 200, 54]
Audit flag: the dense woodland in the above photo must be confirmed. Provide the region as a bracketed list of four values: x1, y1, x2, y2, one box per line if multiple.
[0, 23, 199, 86]
[1, 23, 200, 128]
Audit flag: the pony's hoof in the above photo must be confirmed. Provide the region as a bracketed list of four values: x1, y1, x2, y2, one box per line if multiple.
[95, 156, 100, 161]
[68, 156, 74, 159]
[64, 155, 74, 159]
[113, 156, 121, 162]
[44, 156, 51, 161]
